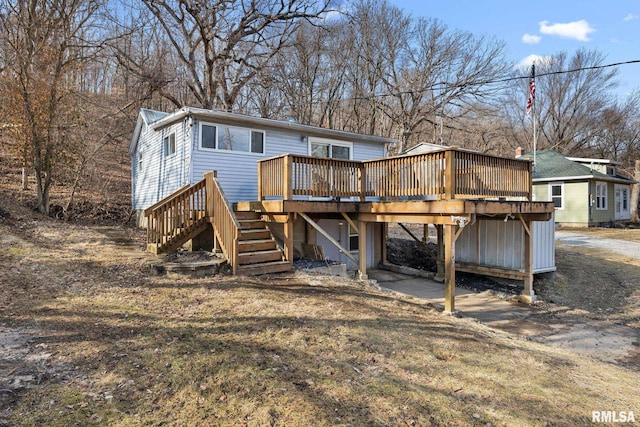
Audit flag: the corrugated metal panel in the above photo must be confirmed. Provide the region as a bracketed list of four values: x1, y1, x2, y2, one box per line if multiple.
[457, 217, 555, 273]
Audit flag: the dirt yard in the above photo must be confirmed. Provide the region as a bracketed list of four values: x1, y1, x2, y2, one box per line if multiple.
[1, 203, 639, 425]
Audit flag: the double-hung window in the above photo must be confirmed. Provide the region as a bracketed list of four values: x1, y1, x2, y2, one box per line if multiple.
[550, 183, 563, 209]
[199, 122, 264, 154]
[595, 182, 607, 210]
[163, 133, 176, 157]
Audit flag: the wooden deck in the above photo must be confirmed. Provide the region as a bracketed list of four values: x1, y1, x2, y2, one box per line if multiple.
[247, 148, 554, 312]
[146, 147, 554, 312]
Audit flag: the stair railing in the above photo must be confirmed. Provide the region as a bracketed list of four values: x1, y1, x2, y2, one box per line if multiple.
[205, 171, 241, 275]
[145, 179, 208, 252]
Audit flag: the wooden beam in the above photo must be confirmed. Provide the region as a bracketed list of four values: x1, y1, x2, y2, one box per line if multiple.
[283, 214, 294, 264]
[517, 213, 531, 236]
[520, 218, 536, 304]
[340, 212, 358, 234]
[398, 223, 437, 259]
[381, 222, 388, 264]
[358, 220, 368, 280]
[298, 213, 359, 266]
[444, 224, 456, 313]
[456, 262, 528, 280]
[357, 213, 470, 225]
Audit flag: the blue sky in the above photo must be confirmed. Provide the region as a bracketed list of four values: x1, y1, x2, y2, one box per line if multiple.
[388, 0, 640, 97]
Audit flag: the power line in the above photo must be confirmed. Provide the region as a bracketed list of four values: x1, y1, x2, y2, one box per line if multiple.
[351, 58, 640, 101]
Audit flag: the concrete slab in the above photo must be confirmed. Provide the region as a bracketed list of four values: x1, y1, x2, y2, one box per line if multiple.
[367, 267, 640, 367]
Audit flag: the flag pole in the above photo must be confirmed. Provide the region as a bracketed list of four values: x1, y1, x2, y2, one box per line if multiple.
[526, 63, 537, 170]
[531, 64, 536, 169]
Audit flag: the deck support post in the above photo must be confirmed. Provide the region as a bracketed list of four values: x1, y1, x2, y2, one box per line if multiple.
[519, 218, 536, 304]
[358, 220, 368, 280]
[444, 224, 456, 314]
[381, 223, 388, 264]
[434, 225, 445, 282]
[283, 213, 294, 265]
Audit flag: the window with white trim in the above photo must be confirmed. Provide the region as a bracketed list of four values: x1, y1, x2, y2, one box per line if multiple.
[163, 133, 176, 157]
[199, 122, 264, 154]
[310, 139, 352, 160]
[550, 183, 563, 209]
[138, 150, 143, 172]
[596, 182, 607, 210]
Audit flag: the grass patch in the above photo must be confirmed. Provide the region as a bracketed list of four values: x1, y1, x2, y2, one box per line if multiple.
[1, 219, 640, 426]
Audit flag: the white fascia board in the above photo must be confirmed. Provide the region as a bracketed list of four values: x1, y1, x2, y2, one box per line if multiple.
[150, 107, 397, 146]
[566, 157, 622, 166]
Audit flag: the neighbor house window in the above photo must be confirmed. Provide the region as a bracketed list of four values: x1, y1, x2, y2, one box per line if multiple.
[163, 133, 176, 157]
[199, 122, 264, 154]
[622, 188, 629, 210]
[550, 183, 563, 209]
[138, 151, 143, 172]
[596, 182, 607, 210]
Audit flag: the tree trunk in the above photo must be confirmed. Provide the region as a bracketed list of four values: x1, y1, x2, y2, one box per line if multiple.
[631, 160, 640, 222]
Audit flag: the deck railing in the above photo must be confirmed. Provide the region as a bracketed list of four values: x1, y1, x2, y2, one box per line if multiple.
[144, 179, 208, 251]
[205, 171, 241, 275]
[257, 148, 532, 201]
[258, 154, 364, 200]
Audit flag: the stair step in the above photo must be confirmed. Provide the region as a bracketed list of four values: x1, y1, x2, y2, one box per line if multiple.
[239, 229, 271, 240]
[235, 211, 261, 220]
[238, 219, 266, 229]
[238, 239, 277, 252]
[238, 249, 283, 265]
[236, 261, 293, 276]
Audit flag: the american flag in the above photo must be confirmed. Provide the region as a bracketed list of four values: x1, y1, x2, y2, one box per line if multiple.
[525, 64, 535, 117]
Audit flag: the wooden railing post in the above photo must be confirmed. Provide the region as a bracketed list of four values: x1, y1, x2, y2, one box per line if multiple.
[204, 171, 216, 218]
[527, 160, 533, 201]
[444, 149, 456, 199]
[359, 163, 366, 201]
[283, 155, 293, 201]
[257, 161, 263, 200]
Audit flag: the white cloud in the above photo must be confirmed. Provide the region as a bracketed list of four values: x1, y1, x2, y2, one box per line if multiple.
[539, 20, 595, 41]
[522, 33, 542, 44]
[516, 54, 552, 71]
[624, 13, 638, 21]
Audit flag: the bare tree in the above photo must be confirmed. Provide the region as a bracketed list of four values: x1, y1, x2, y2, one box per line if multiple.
[113, 0, 331, 111]
[0, 0, 102, 214]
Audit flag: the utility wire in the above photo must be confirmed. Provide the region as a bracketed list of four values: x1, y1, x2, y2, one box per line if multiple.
[351, 58, 640, 101]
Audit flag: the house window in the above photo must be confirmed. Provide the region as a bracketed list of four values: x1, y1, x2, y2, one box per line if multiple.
[163, 133, 176, 157]
[622, 188, 629, 210]
[310, 139, 352, 160]
[349, 224, 359, 252]
[606, 166, 615, 176]
[199, 122, 264, 154]
[550, 183, 563, 209]
[596, 182, 607, 210]
[138, 151, 143, 172]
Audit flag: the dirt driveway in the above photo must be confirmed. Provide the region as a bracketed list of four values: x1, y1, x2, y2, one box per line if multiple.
[556, 230, 640, 259]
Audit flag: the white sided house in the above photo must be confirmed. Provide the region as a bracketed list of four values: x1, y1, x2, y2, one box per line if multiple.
[131, 108, 555, 311]
[130, 107, 393, 215]
[130, 107, 395, 272]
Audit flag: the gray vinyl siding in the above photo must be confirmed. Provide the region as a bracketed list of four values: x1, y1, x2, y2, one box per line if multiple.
[132, 119, 191, 210]
[190, 119, 386, 203]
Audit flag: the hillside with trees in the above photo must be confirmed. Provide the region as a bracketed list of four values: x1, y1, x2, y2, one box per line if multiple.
[1, 0, 638, 216]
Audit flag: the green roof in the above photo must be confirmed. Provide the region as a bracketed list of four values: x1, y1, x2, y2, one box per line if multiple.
[520, 150, 634, 183]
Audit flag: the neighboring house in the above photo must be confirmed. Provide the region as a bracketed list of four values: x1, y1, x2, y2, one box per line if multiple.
[518, 150, 635, 227]
[130, 106, 395, 268]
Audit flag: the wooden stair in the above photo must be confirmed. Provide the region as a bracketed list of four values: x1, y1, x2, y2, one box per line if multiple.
[234, 211, 293, 276]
